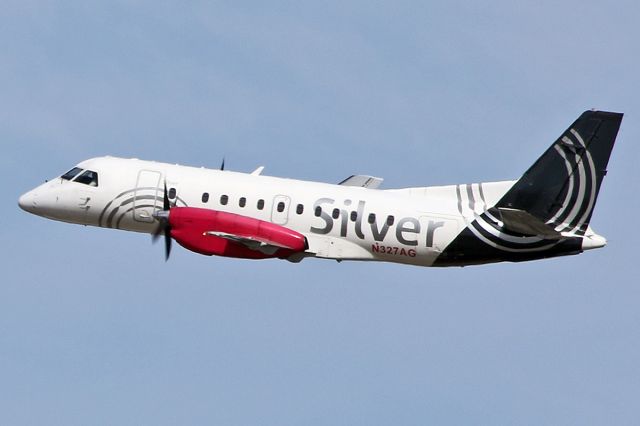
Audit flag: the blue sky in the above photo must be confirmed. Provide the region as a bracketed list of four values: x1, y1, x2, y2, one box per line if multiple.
[2, 1, 639, 424]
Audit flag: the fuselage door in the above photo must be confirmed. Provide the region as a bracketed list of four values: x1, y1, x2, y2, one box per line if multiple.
[134, 170, 162, 223]
[271, 195, 291, 225]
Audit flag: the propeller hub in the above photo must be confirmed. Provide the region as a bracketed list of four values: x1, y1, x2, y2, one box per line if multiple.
[153, 210, 170, 221]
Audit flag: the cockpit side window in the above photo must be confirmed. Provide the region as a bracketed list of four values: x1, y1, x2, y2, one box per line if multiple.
[74, 170, 99, 187]
[61, 167, 83, 181]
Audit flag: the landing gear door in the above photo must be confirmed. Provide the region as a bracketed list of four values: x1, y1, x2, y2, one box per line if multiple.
[134, 170, 162, 223]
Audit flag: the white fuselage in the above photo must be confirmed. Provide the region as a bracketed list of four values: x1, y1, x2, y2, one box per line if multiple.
[19, 111, 620, 267]
[18, 156, 517, 266]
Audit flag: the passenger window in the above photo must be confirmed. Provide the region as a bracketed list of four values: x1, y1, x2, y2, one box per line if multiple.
[220, 195, 228, 205]
[332, 208, 340, 219]
[239, 197, 246, 207]
[296, 204, 304, 215]
[277, 201, 285, 212]
[74, 170, 99, 187]
[387, 215, 395, 226]
[168, 188, 177, 199]
[202, 192, 209, 203]
[368, 213, 376, 224]
[257, 199, 265, 210]
[61, 167, 83, 181]
[350, 211, 358, 222]
[314, 206, 322, 217]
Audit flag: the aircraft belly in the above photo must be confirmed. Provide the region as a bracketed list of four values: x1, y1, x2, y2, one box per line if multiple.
[305, 234, 442, 267]
[306, 235, 374, 261]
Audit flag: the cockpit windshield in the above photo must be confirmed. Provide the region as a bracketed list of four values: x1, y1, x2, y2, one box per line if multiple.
[60, 167, 99, 187]
[61, 167, 83, 181]
[74, 170, 99, 187]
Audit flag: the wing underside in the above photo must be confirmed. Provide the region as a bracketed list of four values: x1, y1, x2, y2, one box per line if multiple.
[205, 231, 302, 255]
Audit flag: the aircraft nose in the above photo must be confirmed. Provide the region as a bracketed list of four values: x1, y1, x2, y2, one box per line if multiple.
[18, 190, 37, 213]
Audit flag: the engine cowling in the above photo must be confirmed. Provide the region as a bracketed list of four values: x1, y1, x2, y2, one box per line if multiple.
[167, 207, 307, 259]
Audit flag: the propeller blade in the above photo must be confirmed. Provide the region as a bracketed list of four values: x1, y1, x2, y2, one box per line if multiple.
[151, 226, 162, 243]
[164, 227, 172, 261]
[152, 181, 173, 261]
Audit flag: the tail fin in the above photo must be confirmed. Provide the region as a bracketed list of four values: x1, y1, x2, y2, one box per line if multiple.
[496, 110, 623, 236]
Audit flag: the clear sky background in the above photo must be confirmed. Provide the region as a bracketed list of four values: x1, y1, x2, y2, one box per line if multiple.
[2, 1, 639, 425]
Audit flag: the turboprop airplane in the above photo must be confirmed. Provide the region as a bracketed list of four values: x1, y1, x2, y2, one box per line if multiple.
[18, 110, 622, 267]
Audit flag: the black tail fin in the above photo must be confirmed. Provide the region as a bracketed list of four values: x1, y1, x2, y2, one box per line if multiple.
[496, 110, 623, 236]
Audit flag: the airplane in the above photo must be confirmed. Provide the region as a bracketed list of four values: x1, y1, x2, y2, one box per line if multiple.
[18, 110, 622, 267]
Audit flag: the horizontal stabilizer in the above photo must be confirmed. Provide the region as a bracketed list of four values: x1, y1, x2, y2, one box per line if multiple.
[338, 175, 383, 189]
[497, 208, 564, 240]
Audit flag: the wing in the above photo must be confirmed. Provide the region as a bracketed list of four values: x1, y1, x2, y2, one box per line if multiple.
[205, 231, 302, 255]
[338, 175, 383, 189]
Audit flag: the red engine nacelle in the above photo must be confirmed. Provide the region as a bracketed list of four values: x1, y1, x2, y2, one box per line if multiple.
[167, 207, 308, 259]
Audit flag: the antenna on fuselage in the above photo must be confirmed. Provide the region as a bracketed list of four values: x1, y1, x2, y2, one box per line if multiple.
[220, 156, 225, 171]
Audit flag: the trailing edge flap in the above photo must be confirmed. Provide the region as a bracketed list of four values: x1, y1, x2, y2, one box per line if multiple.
[338, 175, 383, 189]
[497, 208, 564, 240]
[205, 231, 292, 255]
